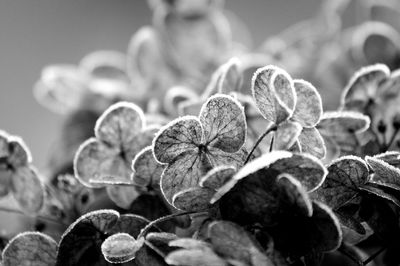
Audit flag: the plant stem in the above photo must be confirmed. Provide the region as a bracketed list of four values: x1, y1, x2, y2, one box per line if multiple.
[363, 246, 386, 265]
[0, 206, 69, 227]
[244, 123, 277, 164]
[137, 210, 208, 239]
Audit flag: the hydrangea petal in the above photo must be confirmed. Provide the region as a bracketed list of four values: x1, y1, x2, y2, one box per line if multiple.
[200, 94, 246, 153]
[172, 187, 215, 211]
[298, 127, 326, 159]
[153, 116, 202, 164]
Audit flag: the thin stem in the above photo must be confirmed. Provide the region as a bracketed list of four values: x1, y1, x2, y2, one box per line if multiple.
[0, 206, 69, 227]
[137, 210, 208, 239]
[363, 246, 386, 265]
[244, 123, 277, 164]
[269, 135, 275, 152]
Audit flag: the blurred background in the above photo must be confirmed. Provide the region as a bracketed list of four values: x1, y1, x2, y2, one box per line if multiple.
[0, 0, 320, 169]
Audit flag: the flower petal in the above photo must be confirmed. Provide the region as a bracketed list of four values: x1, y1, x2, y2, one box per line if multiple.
[298, 127, 326, 159]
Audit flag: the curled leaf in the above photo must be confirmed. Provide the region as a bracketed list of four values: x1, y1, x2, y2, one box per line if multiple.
[172, 187, 215, 211]
[291, 79, 323, 128]
[252, 65, 296, 124]
[2, 232, 57, 266]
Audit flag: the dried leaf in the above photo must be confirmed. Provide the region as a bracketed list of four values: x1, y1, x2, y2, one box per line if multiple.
[199, 94, 246, 153]
[341, 64, 389, 111]
[131, 146, 164, 191]
[56, 209, 120, 265]
[207, 221, 272, 266]
[206, 146, 247, 168]
[272, 121, 302, 151]
[153, 116, 202, 164]
[11, 166, 44, 214]
[200, 165, 236, 190]
[101, 233, 144, 263]
[2, 232, 57, 266]
[252, 65, 296, 124]
[291, 80, 323, 128]
[311, 156, 369, 210]
[366, 156, 400, 190]
[160, 150, 211, 204]
[298, 127, 326, 159]
[172, 187, 215, 211]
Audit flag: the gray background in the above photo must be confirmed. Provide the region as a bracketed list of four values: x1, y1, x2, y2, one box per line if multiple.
[0, 0, 320, 169]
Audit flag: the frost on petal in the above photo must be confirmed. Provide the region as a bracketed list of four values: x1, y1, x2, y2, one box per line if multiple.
[317, 111, 370, 136]
[311, 156, 369, 210]
[172, 187, 215, 211]
[57, 210, 120, 265]
[200, 95, 246, 153]
[2, 232, 57, 266]
[341, 64, 389, 111]
[206, 146, 247, 169]
[298, 127, 326, 159]
[101, 233, 143, 264]
[273, 121, 302, 151]
[374, 151, 400, 168]
[160, 150, 211, 204]
[127, 126, 160, 160]
[291, 80, 323, 128]
[95, 102, 145, 148]
[11, 166, 44, 214]
[106, 185, 140, 209]
[366, 156, 400, 190]
[270, 153, 327, 192]
[153, 116, 202, 164]
[252, 65, 296, 124]
[216, 57, 242, 94]
[74, 138, 128, 188]
[131, 147, 164, 191]
[200, 165, 236, 190]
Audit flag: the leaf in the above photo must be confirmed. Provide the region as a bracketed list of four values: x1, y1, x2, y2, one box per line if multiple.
[108, 214, 150, 237]
[366, 156, 400, 190]
[200, 165, 236, 190]
[74, 138, 126, 188]
[291, 80, 323, 128]
[2, 232, 57, 266]
[341, 64, 389, 111]
[95, 102, 145, 147]
[131, 147, 164, 191]
[165, 249, 227, 266]
[269, 153, 327, 192]
[298, 127, 326, 159]
[374, 151, 400, 168]
[207, 221, 272, 266]
[359, 183, 400, 208]
[270, 201, 342, 257]
[206, 146, 247, 169]
[101, 233, 144, 264]
[145, 232, 178, 257]
[272, 121, 302, 151]
[160, 150, 211, 204]
[199, 94, 246, 153]
[153, 116, 202, 164]
[74, 102, 154, 188]
[215, 57, 242, 94]
[311, 156, 369, 210]
[172, 187, 215, 211]
[106, 185, 140, 209]
[252, 65, 296, 124]
[56, 209, 120, 266]
[11, 166, 44, 214]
